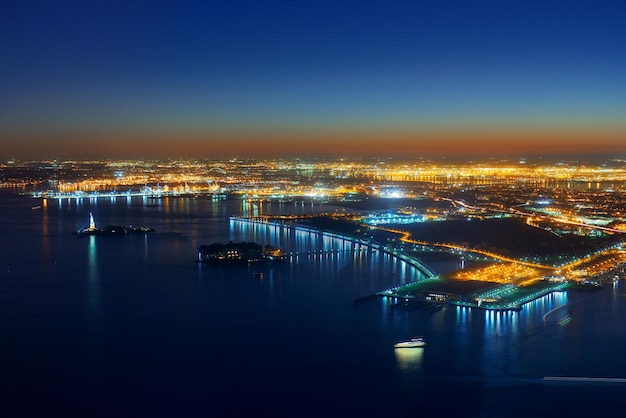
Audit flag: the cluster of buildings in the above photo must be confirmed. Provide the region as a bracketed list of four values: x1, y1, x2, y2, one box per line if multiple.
[2, 157, 626, 237]
[3, 157, 626, 237]
[4, 156, 626, 311]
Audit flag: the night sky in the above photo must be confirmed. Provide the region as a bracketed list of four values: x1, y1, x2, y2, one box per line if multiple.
[1, 0, 625, 159]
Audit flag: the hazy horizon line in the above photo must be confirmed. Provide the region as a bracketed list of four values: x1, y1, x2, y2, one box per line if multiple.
[2, 126, 625, 161]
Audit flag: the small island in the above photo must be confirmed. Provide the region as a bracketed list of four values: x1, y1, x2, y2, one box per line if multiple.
[76, 213, 155, 236]
[197, 241, 287, 263]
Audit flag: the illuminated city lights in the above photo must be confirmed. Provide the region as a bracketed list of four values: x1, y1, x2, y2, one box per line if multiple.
[4, 157, 626, 311]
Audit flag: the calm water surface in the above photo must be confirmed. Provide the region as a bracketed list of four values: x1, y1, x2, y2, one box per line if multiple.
[1, 193, 625, 417]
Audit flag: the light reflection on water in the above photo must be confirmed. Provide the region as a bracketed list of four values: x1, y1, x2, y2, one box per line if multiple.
[4, 194, 626, 416]
[484, 309, 517, 336]
[522, 290, 569, 327]
[456, 306, 472, 327]
[231, 219, 587, 377]
[87, 235, 99, 314]
[395, 347, 424, 372]
[232, 220, 425, 288]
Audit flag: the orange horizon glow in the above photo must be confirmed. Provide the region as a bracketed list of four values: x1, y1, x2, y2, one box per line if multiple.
[2, 126, 625, 159]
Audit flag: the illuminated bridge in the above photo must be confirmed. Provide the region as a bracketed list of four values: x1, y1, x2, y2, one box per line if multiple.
[230, 216, 438, 280]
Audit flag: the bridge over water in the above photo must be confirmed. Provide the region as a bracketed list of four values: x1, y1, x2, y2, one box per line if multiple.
[230, 216, 438, 280]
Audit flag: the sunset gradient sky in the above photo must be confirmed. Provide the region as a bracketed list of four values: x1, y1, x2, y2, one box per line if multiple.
[1, 0, 625, 159]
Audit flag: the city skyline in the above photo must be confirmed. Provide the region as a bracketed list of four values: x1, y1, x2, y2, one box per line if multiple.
[2, 0, 625, 159]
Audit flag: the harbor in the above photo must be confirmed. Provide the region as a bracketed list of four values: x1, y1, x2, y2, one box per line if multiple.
[231, 215, 586, 312]
[4, 190, 626, 417]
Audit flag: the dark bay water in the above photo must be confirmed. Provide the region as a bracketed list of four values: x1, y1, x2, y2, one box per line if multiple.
[2, 192, 626, 417]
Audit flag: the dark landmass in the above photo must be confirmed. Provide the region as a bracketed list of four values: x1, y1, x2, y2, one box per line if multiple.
[76, 225, 155, 236]
[400, 217, 619, 259]
[198, 241, 286, 263]
[297, 215, 620, 261]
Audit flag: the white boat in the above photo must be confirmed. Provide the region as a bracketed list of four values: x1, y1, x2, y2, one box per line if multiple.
[394, 337, 426, 348]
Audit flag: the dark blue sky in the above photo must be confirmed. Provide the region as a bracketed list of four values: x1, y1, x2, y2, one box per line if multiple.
[1, 0, 625, 158]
